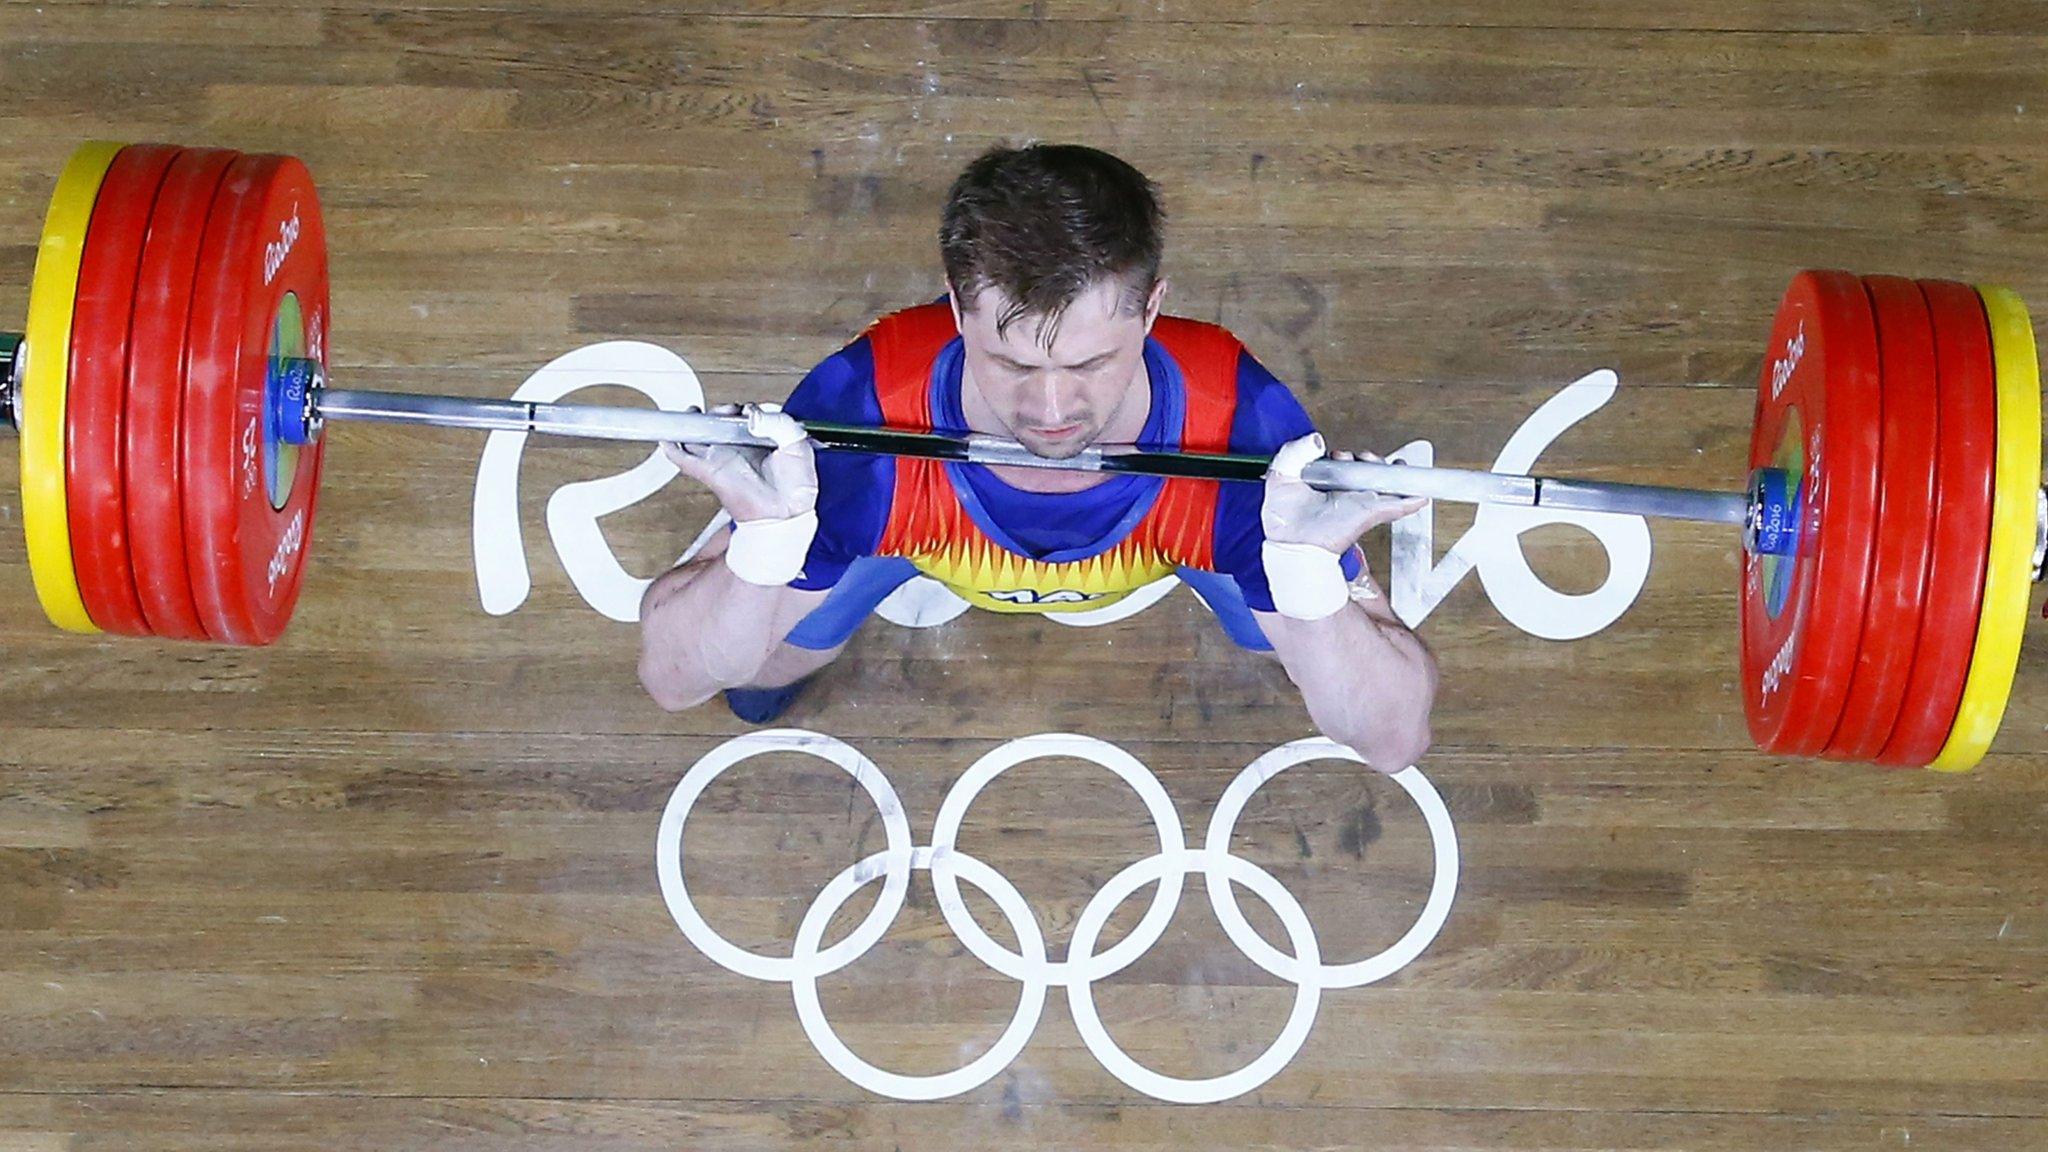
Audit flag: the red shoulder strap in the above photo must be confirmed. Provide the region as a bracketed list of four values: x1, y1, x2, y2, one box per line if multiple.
[864, 302, 958, 430]
[1149, 316, 1243, 453]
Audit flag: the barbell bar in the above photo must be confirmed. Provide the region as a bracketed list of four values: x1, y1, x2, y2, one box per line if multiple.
[1, 141, 2042, 772]
[294, 373, 1757, 525]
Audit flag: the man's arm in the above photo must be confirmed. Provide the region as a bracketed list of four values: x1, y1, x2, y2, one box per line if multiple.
[637, 403, 832, 712]
[1255, 434, 1437, 773]
[638, 528, 832, 711]
[1255, 591, 1436, 772]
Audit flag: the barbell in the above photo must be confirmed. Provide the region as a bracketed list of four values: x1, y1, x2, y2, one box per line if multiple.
[3, 141, 2043, 771]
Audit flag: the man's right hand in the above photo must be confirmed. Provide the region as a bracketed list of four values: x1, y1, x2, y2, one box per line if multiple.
[663, 403, 820, 586]
[662, 402, 820, 522]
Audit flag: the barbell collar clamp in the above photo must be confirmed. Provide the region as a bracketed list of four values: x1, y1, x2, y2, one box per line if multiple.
[0, 330, 20, 431]
[2035, 484, 2047, 585]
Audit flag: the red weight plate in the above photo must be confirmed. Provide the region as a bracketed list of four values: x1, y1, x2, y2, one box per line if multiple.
[181, 153, 328, 646]
[125, 147, 238, 642]
[1877, 281, 1998, 766]
[1823, 275, 1940, 760]
[1741, 270, 1884, 756]
[65, 143, 183, 637]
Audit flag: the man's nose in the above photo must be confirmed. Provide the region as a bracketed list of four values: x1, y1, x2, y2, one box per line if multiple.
[1033, 375, 1079, 423]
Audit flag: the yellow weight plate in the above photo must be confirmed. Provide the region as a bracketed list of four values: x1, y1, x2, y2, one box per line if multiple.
[1931, 285, 2042, 772]
[20, 141, 124, 635]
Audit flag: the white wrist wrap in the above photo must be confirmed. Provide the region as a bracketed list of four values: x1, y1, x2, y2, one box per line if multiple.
[724, 510, 818, 587]
[1262, 540, 1350, 621]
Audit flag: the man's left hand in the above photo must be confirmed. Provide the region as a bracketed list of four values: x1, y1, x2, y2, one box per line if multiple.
[1260, 433, 1427, 554]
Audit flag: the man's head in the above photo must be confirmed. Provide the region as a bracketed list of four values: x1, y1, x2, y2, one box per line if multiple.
[940, 144, 1168, 458]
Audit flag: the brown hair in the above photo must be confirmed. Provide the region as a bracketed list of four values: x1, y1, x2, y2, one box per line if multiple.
[939, 143, 1165, 345]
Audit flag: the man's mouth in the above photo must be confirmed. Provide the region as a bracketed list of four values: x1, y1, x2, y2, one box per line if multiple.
[1028, 423, 1083, 440]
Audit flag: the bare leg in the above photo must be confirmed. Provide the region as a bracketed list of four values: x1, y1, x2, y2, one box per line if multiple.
[742, 637, 847, 688]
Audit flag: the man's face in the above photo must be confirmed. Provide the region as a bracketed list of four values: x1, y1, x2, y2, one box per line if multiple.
[952, 277, 1165, 459]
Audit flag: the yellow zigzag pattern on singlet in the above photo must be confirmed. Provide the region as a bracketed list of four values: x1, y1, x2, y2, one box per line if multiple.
[901, 532, 1181, 613]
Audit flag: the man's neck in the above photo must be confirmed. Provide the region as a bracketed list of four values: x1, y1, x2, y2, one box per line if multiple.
[958, 356, 1153, 494]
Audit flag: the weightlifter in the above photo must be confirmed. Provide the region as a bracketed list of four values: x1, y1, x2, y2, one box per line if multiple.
[638, 144, 1436, 772]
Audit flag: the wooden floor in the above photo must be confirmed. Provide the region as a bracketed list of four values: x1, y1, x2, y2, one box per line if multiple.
[3, 3, 2048, 1149]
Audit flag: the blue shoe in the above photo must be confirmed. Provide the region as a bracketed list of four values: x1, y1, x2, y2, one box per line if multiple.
[723, 675, 816, 725]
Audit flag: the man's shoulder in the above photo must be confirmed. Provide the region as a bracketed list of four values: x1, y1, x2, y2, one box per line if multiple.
[859, 299, 958, 360]
[784, 333, 881, 424]
[1151, 313, 1245, 362]
[1151, 315, 1303, 406]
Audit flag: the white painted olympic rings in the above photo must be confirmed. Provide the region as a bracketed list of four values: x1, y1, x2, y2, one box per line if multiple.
[654, 729, 1460, 1104]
